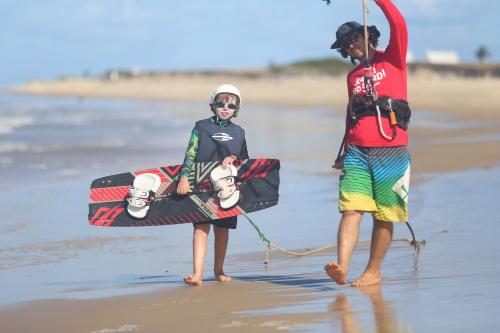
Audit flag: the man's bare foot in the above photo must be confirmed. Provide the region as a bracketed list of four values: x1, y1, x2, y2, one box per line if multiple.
[215, 272, 232, 282]
[351, 271, 381, 287]
[357, 284, 382, 299]
[183, 274, 202, 286]
[324, 262, 347, 285]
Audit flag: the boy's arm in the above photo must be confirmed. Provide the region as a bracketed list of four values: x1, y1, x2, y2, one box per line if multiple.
[375, 0, 408, 69]
[180, 126, 199, 178]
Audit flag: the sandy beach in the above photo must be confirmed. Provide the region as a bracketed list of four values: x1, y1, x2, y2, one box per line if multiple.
[13, 73, 500, 118]
[1, 73, 500, 332]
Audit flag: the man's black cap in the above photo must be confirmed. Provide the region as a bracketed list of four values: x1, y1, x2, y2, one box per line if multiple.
[330, 21, 363, 49]
[330, 21, 380, 50]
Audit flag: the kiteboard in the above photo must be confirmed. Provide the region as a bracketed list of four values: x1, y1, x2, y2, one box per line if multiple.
[88, 158, 280, 227]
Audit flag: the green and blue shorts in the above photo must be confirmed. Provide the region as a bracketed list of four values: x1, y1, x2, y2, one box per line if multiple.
[339, 145, 410, 222]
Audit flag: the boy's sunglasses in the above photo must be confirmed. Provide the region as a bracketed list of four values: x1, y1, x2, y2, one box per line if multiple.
[213, 101, 239, 110]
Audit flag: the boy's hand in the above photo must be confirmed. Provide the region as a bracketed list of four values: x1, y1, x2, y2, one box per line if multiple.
[222, 155, 237, 169]
[176, 177, 191, 195]
[332, 155, 344, 170]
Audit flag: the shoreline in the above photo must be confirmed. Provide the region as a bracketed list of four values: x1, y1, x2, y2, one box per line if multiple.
[5, 73, 500, 173]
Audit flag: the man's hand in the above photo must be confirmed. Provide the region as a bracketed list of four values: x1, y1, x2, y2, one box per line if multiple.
[176, 177, 191, 195]
[222, 155, 237, 169]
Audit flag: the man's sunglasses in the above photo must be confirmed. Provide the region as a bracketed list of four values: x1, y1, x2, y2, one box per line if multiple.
[341, 33, 361, 49]
[213, 101, 239, 110]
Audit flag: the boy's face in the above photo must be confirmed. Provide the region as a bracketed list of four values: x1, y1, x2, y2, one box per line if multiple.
[213, 95, 238, 120]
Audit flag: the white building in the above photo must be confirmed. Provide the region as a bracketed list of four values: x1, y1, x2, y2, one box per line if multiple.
[425, 51, 460, 65]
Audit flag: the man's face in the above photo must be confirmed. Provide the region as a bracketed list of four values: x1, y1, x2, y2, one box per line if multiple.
[344, 33, 365, 60]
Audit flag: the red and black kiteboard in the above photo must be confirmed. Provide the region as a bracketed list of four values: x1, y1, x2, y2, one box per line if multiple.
[88, 158, 280, 227]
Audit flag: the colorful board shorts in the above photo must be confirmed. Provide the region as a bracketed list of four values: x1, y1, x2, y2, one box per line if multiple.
[339, 145, 410, 222]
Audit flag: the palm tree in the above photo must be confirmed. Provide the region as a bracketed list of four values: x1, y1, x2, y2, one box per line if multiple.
[475, 46, 490, 64]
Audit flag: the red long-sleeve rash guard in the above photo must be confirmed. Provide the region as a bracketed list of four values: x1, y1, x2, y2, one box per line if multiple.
[346, 0, 409, 147]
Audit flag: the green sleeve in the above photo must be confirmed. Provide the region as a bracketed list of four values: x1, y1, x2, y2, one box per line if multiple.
[180, 126, 199, 178]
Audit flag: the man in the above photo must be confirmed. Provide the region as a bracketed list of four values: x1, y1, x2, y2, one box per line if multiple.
[325, 0, 412, 287]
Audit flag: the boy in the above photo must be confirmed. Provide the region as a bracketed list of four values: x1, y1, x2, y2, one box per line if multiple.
[177, 84, 248, 286]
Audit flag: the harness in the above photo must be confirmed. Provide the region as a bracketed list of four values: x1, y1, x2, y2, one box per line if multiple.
[349, 94, 411, 131]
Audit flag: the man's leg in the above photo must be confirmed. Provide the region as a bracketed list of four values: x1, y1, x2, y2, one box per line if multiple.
[184, 223, 210, 286]
[213, 225, 231, 282]
[351, 219, 393, 287]
[325, 210, 364, 284]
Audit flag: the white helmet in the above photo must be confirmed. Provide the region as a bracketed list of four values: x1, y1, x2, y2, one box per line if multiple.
[210, 84, 241, 106]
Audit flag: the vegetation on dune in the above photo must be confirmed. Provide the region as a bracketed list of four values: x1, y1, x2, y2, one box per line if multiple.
[269, 57, 351, 76]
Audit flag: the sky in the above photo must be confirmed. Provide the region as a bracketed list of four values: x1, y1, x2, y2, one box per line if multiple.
[1, 0, 499, 86]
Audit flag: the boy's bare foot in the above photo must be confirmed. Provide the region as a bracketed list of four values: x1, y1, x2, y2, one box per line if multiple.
[215, 271, 232, 282]
[324, 262, 347, 285]
[183, 274, 202, 286]
[351, 271, 381, 287]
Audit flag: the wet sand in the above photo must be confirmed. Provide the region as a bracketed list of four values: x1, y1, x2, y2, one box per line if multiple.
[1, 74, 500, 332]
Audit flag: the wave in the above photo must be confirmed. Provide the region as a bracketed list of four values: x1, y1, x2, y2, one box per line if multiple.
[0, 116, 34, 134]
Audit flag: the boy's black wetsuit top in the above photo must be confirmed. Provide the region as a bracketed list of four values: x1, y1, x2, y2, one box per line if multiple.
[195, 117, 248, 162]
[180, 116, 249, 178]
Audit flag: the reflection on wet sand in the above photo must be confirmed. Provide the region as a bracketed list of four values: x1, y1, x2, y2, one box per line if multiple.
[331, 285, 400, 333]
